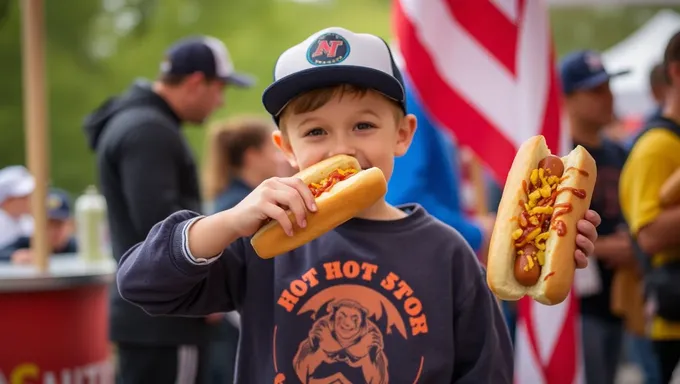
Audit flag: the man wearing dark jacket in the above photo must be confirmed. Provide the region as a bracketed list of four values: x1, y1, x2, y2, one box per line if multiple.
[84, 36, 253, 384]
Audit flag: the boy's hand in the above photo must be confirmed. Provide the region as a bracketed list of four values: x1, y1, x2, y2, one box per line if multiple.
[11, 249, 33, 265]
[574, 209, 601, 269]
[229, 177, 317, 238]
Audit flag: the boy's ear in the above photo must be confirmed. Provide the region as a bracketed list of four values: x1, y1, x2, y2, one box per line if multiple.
[394, 114, 417, 157]
[272, 130, 299, 169]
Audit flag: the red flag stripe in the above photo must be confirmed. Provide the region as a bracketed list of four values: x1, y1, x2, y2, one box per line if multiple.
[392, 1, 517, 184]
[443, 0, 524, 74]
[545, 295, 580, 384]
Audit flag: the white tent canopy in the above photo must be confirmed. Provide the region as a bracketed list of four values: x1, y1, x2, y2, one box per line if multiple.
[602, 9, 680, 116]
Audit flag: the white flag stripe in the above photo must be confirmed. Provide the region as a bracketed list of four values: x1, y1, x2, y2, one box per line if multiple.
[516, 0, 552, 149]
[491, 0, 520, 24]
[532, 300, 569, 363]
[514, 320, 546, 382]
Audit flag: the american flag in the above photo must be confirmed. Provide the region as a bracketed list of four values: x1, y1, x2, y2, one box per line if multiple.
[392, 0, 584, 383]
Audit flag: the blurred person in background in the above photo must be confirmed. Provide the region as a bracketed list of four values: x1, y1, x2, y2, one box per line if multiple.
[647, 62, 669, 123]
[203, 116, 291, 213]
[621, 31, 680, 384]
[201, 116, 288, 384]
[560, 50, 635, 384]
[623, 63, 670, 151]
[386, 75, 494, 257]
[83, 36, 254, 384]
[0, 165, 35, 249]
[0, 188, 77, 264]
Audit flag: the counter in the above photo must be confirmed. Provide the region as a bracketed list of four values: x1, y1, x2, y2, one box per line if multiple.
[0, 254, 116, 383]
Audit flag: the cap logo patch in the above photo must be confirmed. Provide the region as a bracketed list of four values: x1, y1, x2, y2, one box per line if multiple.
[47, 195, 62, 210]
[307, 32, 349, 66]
[584, 53, 603, 72]
[160, 55, 172, 73]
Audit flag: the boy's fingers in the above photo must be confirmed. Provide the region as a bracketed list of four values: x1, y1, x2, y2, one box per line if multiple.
[271, 189, 307, 229]
[577, 220, 598, 243]
[585, 210, 602, 227]
[262, 203, 294, 236]
[574, 249, 588, 269]
[576, 234, 594, 257]
[279, 177, 317, 212]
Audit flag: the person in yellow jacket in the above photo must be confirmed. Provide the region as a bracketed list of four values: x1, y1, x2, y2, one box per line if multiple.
[620, 31, 680, 384]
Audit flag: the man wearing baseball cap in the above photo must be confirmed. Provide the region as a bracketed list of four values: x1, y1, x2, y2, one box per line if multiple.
[0, 165, 35, 250]
[560, 49, 634, 384]
[83, 36, 254, 383]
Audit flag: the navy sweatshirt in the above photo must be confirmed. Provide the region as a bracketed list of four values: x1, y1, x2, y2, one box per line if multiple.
[118, 204, 513, 383]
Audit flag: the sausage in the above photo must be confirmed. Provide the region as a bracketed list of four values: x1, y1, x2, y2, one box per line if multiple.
[513, 243, 541, 286]
[512, 155, 564, 286]
[537, 155, 565, 177]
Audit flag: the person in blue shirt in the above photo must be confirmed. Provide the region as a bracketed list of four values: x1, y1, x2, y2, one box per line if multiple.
[385, 75, 489, 253]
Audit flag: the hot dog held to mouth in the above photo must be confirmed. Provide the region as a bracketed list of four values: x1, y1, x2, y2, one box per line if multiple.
[251, 154, 387, 259]
[486, 135, 597, 305]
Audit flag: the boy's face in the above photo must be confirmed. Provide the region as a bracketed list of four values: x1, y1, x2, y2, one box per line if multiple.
[47, 218, 73, 250]
[272, 90, 416, 182]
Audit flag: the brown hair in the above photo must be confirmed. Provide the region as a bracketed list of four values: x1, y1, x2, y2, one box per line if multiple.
[650, 62, 666, 88]
[202, 116, 275, 201]
[664, 31, 680, 84]
[279, 84, 404, 130]
[158, 73, 219, 86]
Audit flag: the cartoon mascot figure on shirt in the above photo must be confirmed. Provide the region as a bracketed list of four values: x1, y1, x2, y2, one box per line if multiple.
[293, 298, 388, 383]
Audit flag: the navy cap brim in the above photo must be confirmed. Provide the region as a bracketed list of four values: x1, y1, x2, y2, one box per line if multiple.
[221, 72, 256, 88]
[262, 66, 405, 117]
[571, 69, 631, 92]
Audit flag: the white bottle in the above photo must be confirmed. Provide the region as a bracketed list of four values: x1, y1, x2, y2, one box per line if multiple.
[75, 185, 110, 262]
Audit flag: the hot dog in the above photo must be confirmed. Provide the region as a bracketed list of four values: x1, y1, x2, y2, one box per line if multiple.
[486, 135, 597, 305]
[251, 155, 387, 259]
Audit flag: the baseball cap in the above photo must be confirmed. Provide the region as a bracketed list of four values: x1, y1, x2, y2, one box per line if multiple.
[161, 36, 255, 87]
[262, 27, 406, 118]
[46, 188, 71, 220]
[560, 50, 630, 94]
[0, 166, 35, 205]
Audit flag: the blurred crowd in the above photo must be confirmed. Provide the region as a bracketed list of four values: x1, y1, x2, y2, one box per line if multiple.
[3, 27, 680, 384]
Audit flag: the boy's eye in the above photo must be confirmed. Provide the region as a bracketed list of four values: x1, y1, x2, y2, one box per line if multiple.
[355, 122, 376, 130]
[304, 128, 326, 137]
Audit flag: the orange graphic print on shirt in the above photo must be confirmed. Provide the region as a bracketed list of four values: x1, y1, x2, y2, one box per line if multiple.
[272, 260, 429, 384]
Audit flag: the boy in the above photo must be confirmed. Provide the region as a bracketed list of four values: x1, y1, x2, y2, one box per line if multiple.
[118, 27, 600, 383]
[1, 188, 77, 263]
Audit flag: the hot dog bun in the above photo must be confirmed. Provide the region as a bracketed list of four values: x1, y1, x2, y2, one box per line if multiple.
[486, 135, 597, 305]
[660, 167, 680, 207]
[251, 155, 387, 259]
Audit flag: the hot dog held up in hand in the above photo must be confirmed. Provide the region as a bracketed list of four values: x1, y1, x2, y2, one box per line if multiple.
[251, 155, 387, 259]
[486, 135, 597, 305]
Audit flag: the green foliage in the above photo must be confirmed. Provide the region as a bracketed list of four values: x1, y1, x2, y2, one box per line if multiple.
[1, 1, 679, 195]
[550, 6, 680, 57]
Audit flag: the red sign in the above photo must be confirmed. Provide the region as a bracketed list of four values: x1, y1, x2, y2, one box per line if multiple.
[0, 285, 113, 384]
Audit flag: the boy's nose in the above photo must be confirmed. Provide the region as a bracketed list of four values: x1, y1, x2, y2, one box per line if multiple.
[327, 141, 357, 158]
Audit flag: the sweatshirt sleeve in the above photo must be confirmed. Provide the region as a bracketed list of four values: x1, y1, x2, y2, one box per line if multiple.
[0, 237, 31, 261]
[116, 121, 186, 238]
[117, 210, 246, 317]
[451, 247, 513, 383]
